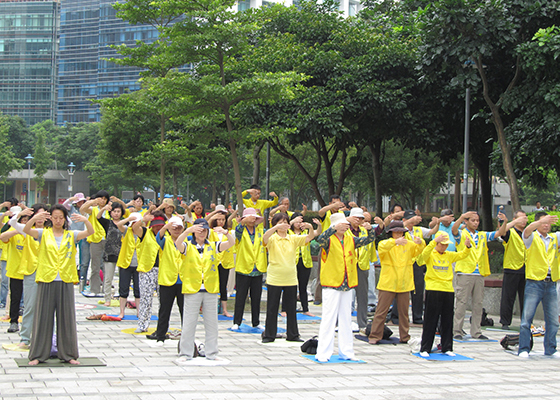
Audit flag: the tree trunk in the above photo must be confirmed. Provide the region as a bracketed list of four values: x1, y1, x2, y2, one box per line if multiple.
[357, 191, 363, 208]
[368, 141, 383, 217]
[472, 168, 478, 210]
[454, 169, 461, 216]
[476, 159, 493, 231]
[252, 142, 264, 185]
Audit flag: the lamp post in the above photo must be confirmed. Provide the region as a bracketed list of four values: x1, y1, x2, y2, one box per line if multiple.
[67, 162, 76, 193]
[463, 88, 470, 213]
[25, 154, 33, 205]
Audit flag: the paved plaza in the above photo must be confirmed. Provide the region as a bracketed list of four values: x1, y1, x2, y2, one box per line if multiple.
[1, 287, 560, 400]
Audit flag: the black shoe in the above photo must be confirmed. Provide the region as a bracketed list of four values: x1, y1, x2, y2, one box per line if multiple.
[502, 325, 510, 330]
[413, 320, 424, 325]
[7, 322, 18, 333]
[453, 334, 463, 340]
[286, 337, 304, 342]
[476, 334, 489, 340]
[262, 337, 275, 343]
[147, 332, 169, 340]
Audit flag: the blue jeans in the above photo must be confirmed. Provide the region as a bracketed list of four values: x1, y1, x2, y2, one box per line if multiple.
[519, 279, 559, 355]
[0, 259, 8, 306]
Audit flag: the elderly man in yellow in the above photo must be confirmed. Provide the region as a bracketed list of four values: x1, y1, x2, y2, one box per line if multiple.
[368, 221, 424, 345]
[451, 210, 508, 340]
[314, 213, 378, 362]
[241, 185, 279, 219]
[261, 213, 316, 343]
[415, 232, 471, 357]
[174, 218, 234, 364]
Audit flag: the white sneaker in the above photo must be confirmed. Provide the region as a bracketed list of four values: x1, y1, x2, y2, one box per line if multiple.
[315, 357, 328, 363]
[419, 351, 429, 358]
[231, 324, 240, 330]
[551, 352, 560, 358]
[445, 351, 456, 357]
[351, 322, 359, 332]
[255, 325, 265, 331]
[154, 341, 164, 347]
[518, 351, 529, 358]
[134, 328, 147, 333]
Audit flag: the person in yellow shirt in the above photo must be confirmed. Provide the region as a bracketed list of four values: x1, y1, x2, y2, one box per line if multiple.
[115, 213, 142, 319]
[368, 221, 424, 345]
[23, 205, 94, 365]
[0, 208, 31, 333]
[242, 185, 278, 217]
[415, 232, 471, 357]
[174, 218, 234, 363]
[261, 213, 316, 343]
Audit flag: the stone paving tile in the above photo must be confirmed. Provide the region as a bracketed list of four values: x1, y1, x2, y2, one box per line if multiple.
[2, 288, 560, 399]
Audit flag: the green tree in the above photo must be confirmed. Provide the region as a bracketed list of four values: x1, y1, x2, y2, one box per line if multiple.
[0, 115, 24, 180]
[33, 130, 53, 203]
[416, 0, 560, 211]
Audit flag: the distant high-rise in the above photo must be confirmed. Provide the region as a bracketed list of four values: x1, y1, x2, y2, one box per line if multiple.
[57, 0, 158, 124]
[0, 0, 59, 126]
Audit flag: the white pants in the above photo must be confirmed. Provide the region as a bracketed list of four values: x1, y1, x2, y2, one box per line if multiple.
[316, 287, 355, 361]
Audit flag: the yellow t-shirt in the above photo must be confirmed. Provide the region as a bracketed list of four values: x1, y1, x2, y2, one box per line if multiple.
[265, 233, 307, 286]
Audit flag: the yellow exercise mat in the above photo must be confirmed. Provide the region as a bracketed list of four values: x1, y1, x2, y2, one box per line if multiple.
[0, 315, 22, 323]
[97, 299, 120, 307]
[2, 343, 29, 352]
[121, 327, 156, 335]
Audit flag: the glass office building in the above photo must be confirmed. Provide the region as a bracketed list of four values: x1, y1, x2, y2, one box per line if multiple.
[57, 0, 158, 124]
[0, 0, 59, 126]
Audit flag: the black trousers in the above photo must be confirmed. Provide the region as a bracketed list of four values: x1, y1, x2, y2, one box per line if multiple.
[421, 290, 454, 353]
[411, 262, 426, 323]
[297, 259, 312, 312]
[155, 283, 184, 341]
[119, 266, 140, 299]
[9, 278, 23, 323]
[233, 273, 262, 327]
[218, 264, 230, 302]
[500, 269, 525, 326]
[263, 284, 299, 341]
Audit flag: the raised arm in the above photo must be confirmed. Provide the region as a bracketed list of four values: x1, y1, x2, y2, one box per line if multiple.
[23, 210, 51, 240]
[495, 212, 509, 238]
[301, 222, 316, 243]
[263, 222, 289, 245]
[80, 199, 97, 215]
[175, 225, 202, 253]
[523, 214, 558, 239]
[452, 211, 476, 236]
[213, 226, 235, 252]
[73, 214, 95, 241]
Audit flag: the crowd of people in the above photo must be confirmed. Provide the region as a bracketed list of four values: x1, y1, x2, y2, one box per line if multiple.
[1, 187, 559, 365]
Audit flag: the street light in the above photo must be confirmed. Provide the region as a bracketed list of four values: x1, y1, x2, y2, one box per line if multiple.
[67, 162, 76, 193]
[25, 154, 33, 205]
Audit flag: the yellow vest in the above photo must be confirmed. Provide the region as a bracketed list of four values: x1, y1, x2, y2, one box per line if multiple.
[235, 226, 267, 274]
[158, 233, 183, 286]
[290, 229, 313, 269]
[526, 233, 560, 281]
[18, 234, 40, 276]
[320, 235, 357, 288]
[137, 229, 159, 273]
[405, 226, 426, 264]
[5, 228, 25, 280]
[455, 229, 491, 276]
[87, 206, 106, 243]
[377, 238, 423, 293]
[179, 240, 220, 294]
[0, 215, 8, 261]
[116, 228, 138, 269]
[503, 228, 526, 271]
[209, 229, 235, 269]
[35, 228, 78, 283]
[348, 227, 376, 271]
[417, 240, 471, 292]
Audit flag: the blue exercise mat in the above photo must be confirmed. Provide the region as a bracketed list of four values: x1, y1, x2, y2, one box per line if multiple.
[352, 310, 357, 316]
[412, 352, 473, 361]
[278, 313, 321, 321]
[81, 291, 104, 298]
[228, 323, 286, 334]
[302, 354, 366, 364]
[218, 315, 235, 321]
[108, 314, 157, 321]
